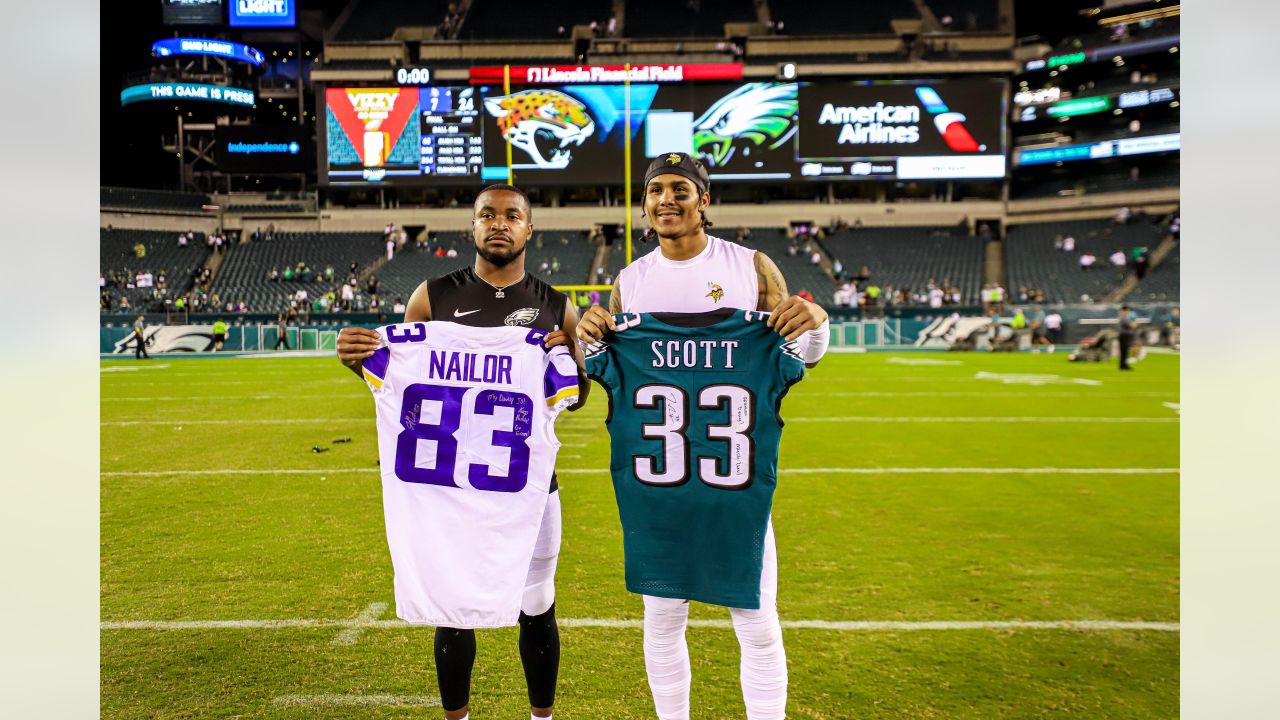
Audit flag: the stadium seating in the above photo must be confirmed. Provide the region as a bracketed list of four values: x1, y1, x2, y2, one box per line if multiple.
[373, 232, 473, 303]
[100, 228, 211, 311]
[1004, 218, 1167, 304]
[333, 0, 452, 41]
[462, 0, 612, 39]
[1131, 241, 1179, 302]
[777, 0, 918, 36]
[625, 0, 756, 38]
[924, 0, 1000, 31]
[208, 231, 387, 312]
[101, 187, 209, 213]
[734, 228, 835, 300]
[525, 230, 598, 285]
[821, 227, 984, 304]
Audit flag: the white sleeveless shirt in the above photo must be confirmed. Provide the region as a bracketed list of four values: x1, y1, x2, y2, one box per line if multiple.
[618, 234, 758, 313]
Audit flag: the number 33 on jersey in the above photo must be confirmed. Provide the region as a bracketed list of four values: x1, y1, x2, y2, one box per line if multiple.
[584, 309, 806, 609]
[361, 321, 579, 629]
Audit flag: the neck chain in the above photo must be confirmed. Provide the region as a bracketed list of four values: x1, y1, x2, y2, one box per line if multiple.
[476, 270, 524, 299]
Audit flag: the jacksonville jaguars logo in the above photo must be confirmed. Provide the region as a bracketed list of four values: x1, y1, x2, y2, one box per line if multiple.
[706, 282, 725, 303]
[504, 308, 540, 326]
[484, 90, 595, 170]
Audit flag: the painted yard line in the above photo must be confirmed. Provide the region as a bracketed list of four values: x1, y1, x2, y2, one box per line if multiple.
[103, 617, 1178, 633]
[105, 416, 1176, 426]
[101, 466, 1179, 478]
[331, 602, 387, 646]
[273, 695, 440, 708]
[100, 364, 171, 372]
[786, 416, 1178, 423]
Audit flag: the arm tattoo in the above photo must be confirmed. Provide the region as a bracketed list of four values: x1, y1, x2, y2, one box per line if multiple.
[755, 253, 789, 310]
[607, 281, 622, 313]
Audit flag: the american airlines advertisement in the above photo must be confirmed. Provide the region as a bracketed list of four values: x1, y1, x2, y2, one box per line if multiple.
[797, 79, 1006, 179]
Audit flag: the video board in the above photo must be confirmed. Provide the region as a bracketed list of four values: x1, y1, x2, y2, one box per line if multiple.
[162, 0, 223, 26]
[320, 79, 1006, 186]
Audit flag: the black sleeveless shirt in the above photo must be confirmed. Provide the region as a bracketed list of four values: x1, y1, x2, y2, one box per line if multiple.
[426, 266, 571, 491]
[427, 267, 568, 334]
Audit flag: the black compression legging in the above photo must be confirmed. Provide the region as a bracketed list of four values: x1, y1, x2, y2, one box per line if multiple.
[433, 604, 560, 711]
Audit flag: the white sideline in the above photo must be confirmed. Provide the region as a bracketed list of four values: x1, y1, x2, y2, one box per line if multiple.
[99, 467, 1180, 478]
[273, 694, 440, 708]
[331, 602, 386, 645]
[102, 617, 1178, 633]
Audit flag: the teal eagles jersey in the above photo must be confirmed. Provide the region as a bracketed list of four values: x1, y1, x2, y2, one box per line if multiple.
[584, 309, 806, 609]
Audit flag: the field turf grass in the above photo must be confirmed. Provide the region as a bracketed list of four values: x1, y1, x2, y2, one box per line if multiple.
[101, 350, 1179, 718]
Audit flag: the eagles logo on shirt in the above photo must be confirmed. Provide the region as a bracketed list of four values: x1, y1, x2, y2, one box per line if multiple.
[705, 282, 725, 303]
[504, 308, 540, 326]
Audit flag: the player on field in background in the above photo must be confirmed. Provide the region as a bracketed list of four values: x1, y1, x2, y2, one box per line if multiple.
[576, 153, 830, 720]
[337, 185, 589, 720]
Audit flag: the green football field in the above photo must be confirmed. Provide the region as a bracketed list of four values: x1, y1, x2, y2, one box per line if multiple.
[101, 350, 1179, 719]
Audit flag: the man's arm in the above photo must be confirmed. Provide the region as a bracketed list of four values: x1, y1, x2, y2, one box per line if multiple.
[754, 251, 830, 368]
[575, 277, 620, 343]
[754, 251, 788, 311]
[336, 280, 432, 378]
[403, 279, 433, 322]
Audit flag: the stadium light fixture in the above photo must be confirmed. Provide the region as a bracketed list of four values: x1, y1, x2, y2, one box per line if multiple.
[778, 62, 797, 81]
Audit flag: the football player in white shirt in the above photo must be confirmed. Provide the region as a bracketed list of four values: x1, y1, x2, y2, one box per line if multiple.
[576, 153, 829, 720]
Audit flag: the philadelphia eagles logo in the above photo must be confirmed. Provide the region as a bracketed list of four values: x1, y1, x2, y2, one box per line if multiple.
[705, 282, 725, 303]
[504, 308, 540, 326]
[692, 83, 798, 167]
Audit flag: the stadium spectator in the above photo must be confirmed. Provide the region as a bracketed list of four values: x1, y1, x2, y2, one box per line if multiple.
[736, 226, 751, 242]
[131, 315, 148, 359]
[1062, 235, 1076, 252]
[281, 265, 293, 282]
[386, 237, 395, 261]
[177, 232, 188, 248]
[211, 319, 227, 351]
[274, 315, 290, 350]
[1110, 250, 1127, 268]
[1028, 306, 1052, 353]
[1118, 306, 1137, 370]
[1161, 307, 1181, 348]
[340, 280, 355, 310]
[133, 241, 146, 259]
[324, 264, 335, 282]
[1115, 206, 1133, 224]
[551, 257, 561, 275]
[1079, 252, 1097, 271]
[366, 275, 381, 298]
[809, 249, 822, 265]
[446, 245, 458, 258]
[392, 297, 406, 314]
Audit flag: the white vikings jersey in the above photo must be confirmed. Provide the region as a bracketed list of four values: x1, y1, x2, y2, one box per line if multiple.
[618, 234, 758, 313]
[361, 321, 580, 628]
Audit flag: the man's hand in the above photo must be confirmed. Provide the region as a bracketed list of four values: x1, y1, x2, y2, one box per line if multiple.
[542, 329, 572, 350]
[337, 327, 381, 373]
[767, 295, 829, 341]
[575, 305, 616, 344]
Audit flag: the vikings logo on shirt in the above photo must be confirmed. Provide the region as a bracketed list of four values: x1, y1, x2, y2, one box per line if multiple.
[705, 282, 725, 303]
[484, 90, 595, 170]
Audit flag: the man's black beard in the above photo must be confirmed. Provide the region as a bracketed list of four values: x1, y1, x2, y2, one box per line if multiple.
[475, 240, 525, 267]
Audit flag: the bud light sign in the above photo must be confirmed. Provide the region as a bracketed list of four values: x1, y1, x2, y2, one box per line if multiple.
[228, 0, 295, 27]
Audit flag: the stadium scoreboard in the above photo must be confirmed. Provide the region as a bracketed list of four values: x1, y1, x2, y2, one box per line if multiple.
[320, 78, 1007, 186]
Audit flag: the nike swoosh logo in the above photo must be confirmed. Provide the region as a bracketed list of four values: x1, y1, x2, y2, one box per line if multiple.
[453, 309, 482, 317]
